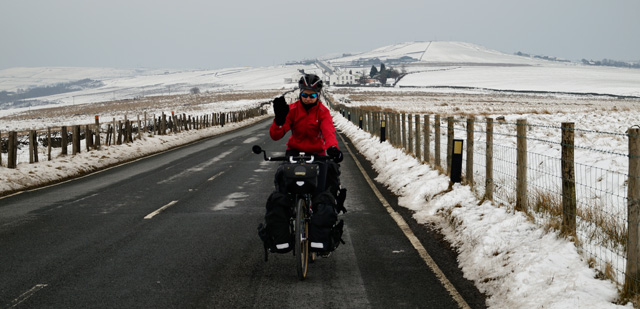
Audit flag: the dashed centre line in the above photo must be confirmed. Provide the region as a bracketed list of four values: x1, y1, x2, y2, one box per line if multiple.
[9, 284, 48, 308]
[144, 201, 179, 219]
[208, 171, 225, 181]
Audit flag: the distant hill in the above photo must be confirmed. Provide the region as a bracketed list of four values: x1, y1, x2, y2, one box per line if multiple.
[327, 41, 545, 66]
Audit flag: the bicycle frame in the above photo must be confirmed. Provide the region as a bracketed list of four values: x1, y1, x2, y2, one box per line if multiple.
[253, 145, 332, 280]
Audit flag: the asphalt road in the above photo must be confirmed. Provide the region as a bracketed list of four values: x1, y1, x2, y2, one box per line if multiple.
[0, 119, 486, 308]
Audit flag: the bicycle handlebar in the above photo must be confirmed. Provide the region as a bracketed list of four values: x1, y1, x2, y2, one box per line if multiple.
[252, 145, 332, 163]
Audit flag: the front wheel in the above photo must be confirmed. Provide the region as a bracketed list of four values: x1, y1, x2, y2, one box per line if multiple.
[295, 198, 309, 280]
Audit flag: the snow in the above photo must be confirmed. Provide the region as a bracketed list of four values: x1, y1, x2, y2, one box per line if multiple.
[398, 64, 640, 97]
[327, 41, 546, 65]
[334, 113, 631, 308]
[2, 40, 640, 307]
[0, 65, 320, 118]
[0, 115, 270, 195]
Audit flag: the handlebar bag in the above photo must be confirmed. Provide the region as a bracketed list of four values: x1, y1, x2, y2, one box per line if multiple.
[283, 163, 319, 194]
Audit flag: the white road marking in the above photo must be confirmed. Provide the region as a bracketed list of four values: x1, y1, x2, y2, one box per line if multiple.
[10, 284, 48, 308]
[208, 171, 225, 181]
[243, 137, 260, 144]
[157, 147, 237, 184]
[338, 133, 471, 309]
[71, 193, 99, 204]
[144, 201, 178, 219]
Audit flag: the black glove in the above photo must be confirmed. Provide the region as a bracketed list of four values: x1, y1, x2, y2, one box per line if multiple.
[327, 146, 343, 163]
[273, 96, 289, 126]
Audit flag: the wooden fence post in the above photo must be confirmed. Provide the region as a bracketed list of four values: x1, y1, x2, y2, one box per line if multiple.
[35, 130, 40, 162]
[125, 120, 132, 143]
[47, 127, 52, 161]
[72, 125, 80, 155]
[485, 118, 494, 202]
[8, 131, 17, 168]
[117, 121, 123, 145]
[561, 122, 577, 238]
[395, 112, 401, 148]
[415, 115, 421, 160]
[85, 125, 92, 151]
[435, 115, 441, 169]
[61, 126, 68, 155]
[143, 112, 148, 134]
[376, 112, 381, 137]
[466, 117, 474, 187]
[95, 115, 101, 150]
[370, 112, 374, 136]
[386, 113, 392, 145]
[172, 112, 178, 133]
[137, 115, 141, 140]
[408, 114, 414, 155]
[112, 118, 117, 142]
[447, 117, 454, 175]
[516, 119, 528, 212]
[376, 112, 380, 136]
[389, 113, 394, 146]
[123, 115, 129, 143]
[626, 127, 640, 296]
[402, 113, 407, 150]
[105, 125, 111, 146]
[29, 130, 36, 163]
[161, 113, 167, 134]
[424, 115, 430, 164]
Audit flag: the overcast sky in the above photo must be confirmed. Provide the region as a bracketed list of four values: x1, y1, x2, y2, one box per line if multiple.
[1, 0, 638, 70]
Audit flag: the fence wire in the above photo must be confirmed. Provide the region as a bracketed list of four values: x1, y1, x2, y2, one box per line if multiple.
[335, 105, 637, 292]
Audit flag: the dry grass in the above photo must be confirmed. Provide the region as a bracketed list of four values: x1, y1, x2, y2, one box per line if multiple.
[578, 199, 627, 248]
[529, 189, 626, 247]
[533, 190, 563, 217]
[0, 90, 280, 123]
[328, 88, 640, 116]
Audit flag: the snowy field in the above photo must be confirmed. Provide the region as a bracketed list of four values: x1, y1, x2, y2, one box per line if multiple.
[2, 41, 640, 307]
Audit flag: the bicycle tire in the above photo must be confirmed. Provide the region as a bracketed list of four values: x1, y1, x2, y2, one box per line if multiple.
[295, 198, 309, 280]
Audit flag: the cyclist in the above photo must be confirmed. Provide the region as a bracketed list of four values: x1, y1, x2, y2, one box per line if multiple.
[259, 73, 346, 257]
[270, 73, 343, 165]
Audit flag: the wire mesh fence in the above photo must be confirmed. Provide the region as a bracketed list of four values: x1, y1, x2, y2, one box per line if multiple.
[331, 100, 640, 298]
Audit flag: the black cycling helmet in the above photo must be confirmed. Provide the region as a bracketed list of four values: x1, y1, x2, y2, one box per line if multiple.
[298, 74, 323, 93]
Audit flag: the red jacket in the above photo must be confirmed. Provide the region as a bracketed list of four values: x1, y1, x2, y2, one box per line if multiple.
[269, 100, 338, 155]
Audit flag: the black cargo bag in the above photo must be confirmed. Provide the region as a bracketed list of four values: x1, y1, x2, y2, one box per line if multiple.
[283, 163, 319, 194]
[258, 191, 293, 254]
[325, 161, 341, 198]
[309, 191, 344, 252]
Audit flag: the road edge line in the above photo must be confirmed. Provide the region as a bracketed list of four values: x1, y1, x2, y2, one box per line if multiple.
[337, 133, 471, 309]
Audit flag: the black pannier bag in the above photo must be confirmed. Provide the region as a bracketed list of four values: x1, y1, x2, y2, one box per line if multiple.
[283, 163, 319, 194]
[309, 191, 344, 252]
[259, 191, 293, 254]
[325, 161, 341, 198]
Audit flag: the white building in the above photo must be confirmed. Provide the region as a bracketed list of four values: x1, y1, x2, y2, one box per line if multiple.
[329, 71, 356, 85]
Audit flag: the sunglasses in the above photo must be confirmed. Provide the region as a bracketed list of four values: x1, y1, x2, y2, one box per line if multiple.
[300, 93, 318, 99]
